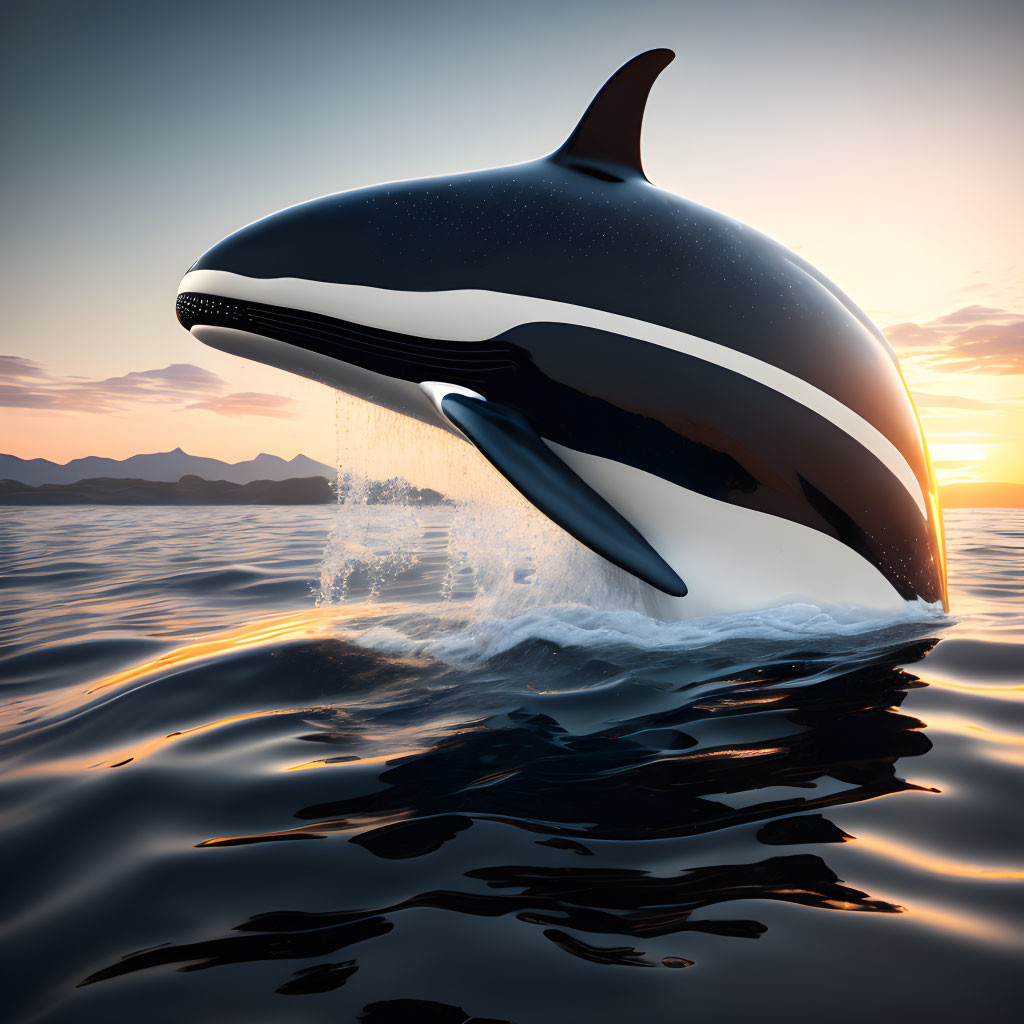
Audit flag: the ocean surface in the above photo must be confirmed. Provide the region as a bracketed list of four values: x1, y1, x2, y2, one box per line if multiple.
[1, 503, 1021, 1023]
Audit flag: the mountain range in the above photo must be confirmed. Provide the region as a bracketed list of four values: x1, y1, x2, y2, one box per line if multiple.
[0, 449, 335, 486]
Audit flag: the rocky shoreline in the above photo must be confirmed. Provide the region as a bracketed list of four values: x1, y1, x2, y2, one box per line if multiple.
[0, 475, 446, 506]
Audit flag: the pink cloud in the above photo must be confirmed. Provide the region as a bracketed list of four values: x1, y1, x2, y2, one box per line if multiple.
[931, 305, 1017, 326]
[911, 392, 999, 411]
[186, 392, 297, 419]
[0, 355, 50, 382]
[886, 306, 1024, 373]
[0, 357, 294, 417]
[884, 322, 946, 347]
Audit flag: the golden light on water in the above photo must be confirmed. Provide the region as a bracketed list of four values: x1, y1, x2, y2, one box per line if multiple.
[84, 605, 405, 695]
[284, 749, 426, 772]
[86, 612, 331, 694]
[854, 832, 1024, 882]
[2, 708, 299, 781]
[894, 898, 1024, 949]
[4, 606, 422, 781]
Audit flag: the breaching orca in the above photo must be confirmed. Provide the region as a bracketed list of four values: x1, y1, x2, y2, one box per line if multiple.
[176, 49, 947, 620]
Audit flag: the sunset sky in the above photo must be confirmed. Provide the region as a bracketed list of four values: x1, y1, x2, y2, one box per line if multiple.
[2, 0, 1021, 485]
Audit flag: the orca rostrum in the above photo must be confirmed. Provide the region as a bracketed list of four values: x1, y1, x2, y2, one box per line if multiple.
[176, 49, 948, 620]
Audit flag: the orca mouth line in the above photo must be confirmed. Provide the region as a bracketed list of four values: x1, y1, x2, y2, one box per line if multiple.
[175, 292, 520, 387]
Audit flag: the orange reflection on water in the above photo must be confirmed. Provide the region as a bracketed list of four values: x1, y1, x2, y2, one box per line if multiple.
[679, 746, 786, 761]
[855, 831, 1024, 881]
[197, 809, 414, 847]
[4, 604, 416, 780]
[693, 694, 788, 711]
[898, 896, 1024, 949]
[285, 748, 425, 772]
[85, 604, 407, 695]
[919, 676, 1024, 700]
[196, 825, 330, 847]
[4, 708, 298, 780]
[988, 748, 1024, 767]
[918, 712, 1024, 748]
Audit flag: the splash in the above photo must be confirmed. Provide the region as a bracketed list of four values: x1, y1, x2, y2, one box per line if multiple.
[347, 598, 950, 669]
[316, 391, 645, 616]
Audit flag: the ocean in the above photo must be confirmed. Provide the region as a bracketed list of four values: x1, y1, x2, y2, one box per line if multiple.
[1, 503, 1021, 1023]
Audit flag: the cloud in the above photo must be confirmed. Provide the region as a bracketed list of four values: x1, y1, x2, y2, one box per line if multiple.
[931, 305, 1016, 326]
[885, 322, 947, 347]
[187, 392, 296, 419]
[0, 355, 50, 382]
[0, 362, 225, 412]
[911, 392, 1000, 410]
[84, 363, 226, 395]
[885, 306, 1024, 373]
[0, 357, 294, 417]
[937, 319, 1024, 374]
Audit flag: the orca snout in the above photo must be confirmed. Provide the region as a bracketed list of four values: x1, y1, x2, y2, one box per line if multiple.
[175, 291, 249, 333]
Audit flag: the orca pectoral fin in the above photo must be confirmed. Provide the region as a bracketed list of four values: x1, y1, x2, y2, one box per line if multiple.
[438, 392, 687, 597]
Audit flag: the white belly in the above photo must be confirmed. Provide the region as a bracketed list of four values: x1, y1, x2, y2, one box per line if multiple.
[547, 441, 906, 621]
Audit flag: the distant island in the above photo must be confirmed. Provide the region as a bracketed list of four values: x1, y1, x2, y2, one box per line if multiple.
[0, 475, 331, 505]
[0, 475, 446, 506]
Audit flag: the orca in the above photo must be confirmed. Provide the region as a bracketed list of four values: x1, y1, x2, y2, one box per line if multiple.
[176, 48, 947, 620]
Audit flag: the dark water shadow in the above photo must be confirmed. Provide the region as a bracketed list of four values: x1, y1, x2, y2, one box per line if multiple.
[79, 636, 937, 995]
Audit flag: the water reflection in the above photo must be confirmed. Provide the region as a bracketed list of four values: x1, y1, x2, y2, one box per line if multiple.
[289, 638, 936, 846]
[358, 1000, 513, 1024]
[81, 637, 936, 993]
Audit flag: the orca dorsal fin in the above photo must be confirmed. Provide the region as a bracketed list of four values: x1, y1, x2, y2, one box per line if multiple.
[551, 48, 675, 182]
